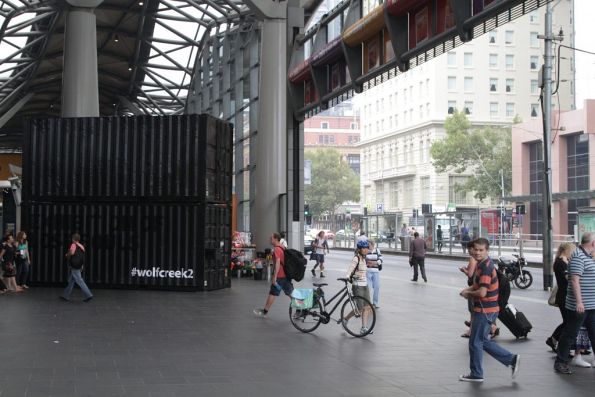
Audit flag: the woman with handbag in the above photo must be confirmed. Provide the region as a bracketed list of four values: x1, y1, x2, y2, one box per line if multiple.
[1, 233, 22, 292]
[547, 243, 576, 353]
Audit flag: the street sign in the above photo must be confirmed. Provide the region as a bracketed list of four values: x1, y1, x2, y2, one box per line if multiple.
[376, 203, 383, 213]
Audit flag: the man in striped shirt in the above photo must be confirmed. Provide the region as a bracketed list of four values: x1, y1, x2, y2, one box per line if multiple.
[554, 232, 595, 374]
[459, 238, 520, 382]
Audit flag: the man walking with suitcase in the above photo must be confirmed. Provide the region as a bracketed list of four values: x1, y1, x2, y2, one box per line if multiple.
[459, 238, 520, 382]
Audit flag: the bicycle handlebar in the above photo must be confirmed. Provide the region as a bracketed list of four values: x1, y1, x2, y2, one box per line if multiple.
[337, 277, 350, 284]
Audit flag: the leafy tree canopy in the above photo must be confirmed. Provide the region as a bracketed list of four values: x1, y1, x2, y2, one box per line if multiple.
[430, 110, 514, 202]
[305, 148, 360, 216]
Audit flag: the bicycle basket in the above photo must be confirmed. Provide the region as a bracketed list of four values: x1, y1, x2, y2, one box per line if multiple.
[290, 288, 315, 309]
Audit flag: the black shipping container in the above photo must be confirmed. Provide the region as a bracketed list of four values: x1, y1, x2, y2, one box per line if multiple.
[22, 202, 231, 291]
[23, 115, 233, 203]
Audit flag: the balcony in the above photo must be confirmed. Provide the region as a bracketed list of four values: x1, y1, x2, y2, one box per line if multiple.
[367, 164, 417, 181]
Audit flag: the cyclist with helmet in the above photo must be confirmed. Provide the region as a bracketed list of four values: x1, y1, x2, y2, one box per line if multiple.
[344, 240, 373, 334]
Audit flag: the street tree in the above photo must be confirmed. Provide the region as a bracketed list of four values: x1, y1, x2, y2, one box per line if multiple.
[430, 110, 513, 202]
[305, 148, 360, 225]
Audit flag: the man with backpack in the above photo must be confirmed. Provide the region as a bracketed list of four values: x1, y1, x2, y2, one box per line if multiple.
[253, 232, 294, 317]
[60, 233, 93, 302]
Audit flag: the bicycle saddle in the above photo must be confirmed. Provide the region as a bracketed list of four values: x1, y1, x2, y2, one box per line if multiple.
[313, 283, 327, 287]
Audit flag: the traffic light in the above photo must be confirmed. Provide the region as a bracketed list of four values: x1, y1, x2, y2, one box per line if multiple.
[304, 204, 312, 225]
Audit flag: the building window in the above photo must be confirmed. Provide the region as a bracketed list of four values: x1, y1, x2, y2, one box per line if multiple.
[531, 79, 539, 94]
[419, 105, 423, 119]
[505, 78, 514, 93]
[489, 78, 498, 92]
[505, 30, 514, 45]
[490, 102, 498, 117]
[489, 53, 498, 68]
[464, 77, 473, 92]
[464, 52, 473, 67]
[348, 135, 359, 144]
[464, 101, 473, 115]
[404, 179, 414, 207]
[530, 55, 539, 70]
[447, 76, 456, 91]
[318, 135, 335, 144]
[506, 102, 515, 117]
[529, 141, 543, 236]
[447, 52, 456, 66]
[530, 32, 539, 48]
[505, 54, 514, 69]
[531, 103, 539, 117]
[321, 122, 329, 129]
[350, 122, 358, 129]
[567, 134, 590, 233]
[488, 30, 497, 44]
[420, 176, 430, 203]
[404, 88, 407, 101]
[449, 176, 472, 205]
[390, 181, 399, 208]
[529, 11, 539, 23]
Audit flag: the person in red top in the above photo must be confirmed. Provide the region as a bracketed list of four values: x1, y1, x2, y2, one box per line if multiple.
[253, 232, 294, 317]
[458, 238, 519, 383]
[60, 233, 93, 302]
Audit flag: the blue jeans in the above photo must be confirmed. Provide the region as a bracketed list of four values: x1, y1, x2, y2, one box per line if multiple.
[469, 311, 515, 378]
[556, 309, 595, 365]
[62, 268, 93, 300]
[366, 271, 380, 306]
[16, 259, 30, 286]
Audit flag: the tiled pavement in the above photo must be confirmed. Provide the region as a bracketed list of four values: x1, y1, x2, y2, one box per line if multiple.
[1, 251, 595, 397]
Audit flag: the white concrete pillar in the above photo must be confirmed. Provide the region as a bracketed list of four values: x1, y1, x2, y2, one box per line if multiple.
[251, 17, 287, 250]
[61, 0, 103, 117]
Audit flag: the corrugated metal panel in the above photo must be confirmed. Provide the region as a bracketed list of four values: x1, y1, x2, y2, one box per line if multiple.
[22, 114, 233, 291]
[22, 202, 231, 290]
[23, 115, 233, 203]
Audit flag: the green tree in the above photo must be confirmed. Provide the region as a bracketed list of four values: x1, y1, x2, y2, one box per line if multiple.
[430, 110, 513, 202]
[305, 148, 360, 220]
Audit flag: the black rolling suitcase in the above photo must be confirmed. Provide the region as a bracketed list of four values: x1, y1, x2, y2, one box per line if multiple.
[498, 304, 532, 338]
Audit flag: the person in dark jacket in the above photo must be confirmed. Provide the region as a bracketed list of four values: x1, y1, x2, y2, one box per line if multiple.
[547, 242, 577, 352]
[409, 232, 427, 282]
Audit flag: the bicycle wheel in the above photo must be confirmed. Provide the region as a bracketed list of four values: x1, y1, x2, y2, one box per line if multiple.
[340, 295, 376, 337]
[514, 270, 533, 289]
[289, 299, 323, 333]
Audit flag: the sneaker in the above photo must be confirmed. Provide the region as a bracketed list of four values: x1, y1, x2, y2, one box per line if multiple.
[59, 296, 70, 302]
[459, 374, 484, 382]
[546, 337, 557, 352]
[410, 278, 418, 282]
[571, 354, 591, 368]
[554, 362, 572, 375]
[373, 305, 380, 309]
[360, 327, 372, 335]
[83, 296, 93, 303]
[320, 273, 325, 278]
[311, 269, 316, 277]
[253, 309, 267, 317]
[511, 355, 521, 378]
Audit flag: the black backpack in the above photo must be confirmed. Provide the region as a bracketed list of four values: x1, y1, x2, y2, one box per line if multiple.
[284, 248, 307, 281]
[70, 245, 85, 270]
[496, 268, 511, 308]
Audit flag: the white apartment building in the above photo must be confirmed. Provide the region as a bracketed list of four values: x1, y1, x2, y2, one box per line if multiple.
[355, 1, 575, 215]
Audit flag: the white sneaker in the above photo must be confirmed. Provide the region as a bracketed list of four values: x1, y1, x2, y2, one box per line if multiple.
[253, 309, 267, 317]
[571, 354, 591, 368]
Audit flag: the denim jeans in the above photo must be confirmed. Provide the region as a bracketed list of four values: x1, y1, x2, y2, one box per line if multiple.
[62, 268, 93, 300]
[556, 309, 595, 365]
[469, 311, 515, 378]
[366, 271, 380, 306]
[16, 259, 30, 286]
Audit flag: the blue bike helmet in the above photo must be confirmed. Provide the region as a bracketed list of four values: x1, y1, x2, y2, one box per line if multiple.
[356, 240, 369, 249]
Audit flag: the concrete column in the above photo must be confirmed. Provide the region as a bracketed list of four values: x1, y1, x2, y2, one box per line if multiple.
[62, 0, 103, 117]
[251, 17, 287, 250]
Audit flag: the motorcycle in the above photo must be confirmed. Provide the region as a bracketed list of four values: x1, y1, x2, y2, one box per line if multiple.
[496, 254, 533, 289]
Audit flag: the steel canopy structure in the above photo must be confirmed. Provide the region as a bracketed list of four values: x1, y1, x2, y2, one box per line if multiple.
[0, 0, 258, 150]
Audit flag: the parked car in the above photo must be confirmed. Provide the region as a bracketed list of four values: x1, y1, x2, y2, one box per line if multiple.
[304, 235, 314, 255]
[322, 229, 335, 240]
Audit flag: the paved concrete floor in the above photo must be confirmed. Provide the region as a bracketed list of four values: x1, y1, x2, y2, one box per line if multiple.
[1, 251, 594, 397]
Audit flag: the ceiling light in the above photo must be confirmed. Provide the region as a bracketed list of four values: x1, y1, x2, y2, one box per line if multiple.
[139, 1, 144, 5]
[128, 67, 132, 71]
[114, 34, 119, 43]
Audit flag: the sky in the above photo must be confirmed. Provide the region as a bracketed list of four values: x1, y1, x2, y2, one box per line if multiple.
[573, 0, 595, 107]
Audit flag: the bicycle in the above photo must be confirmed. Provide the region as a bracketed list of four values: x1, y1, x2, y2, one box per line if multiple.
[289, 278, 376, 337]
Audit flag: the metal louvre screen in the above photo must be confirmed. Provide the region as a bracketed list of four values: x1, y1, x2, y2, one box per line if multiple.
[22, 115, 233, 291]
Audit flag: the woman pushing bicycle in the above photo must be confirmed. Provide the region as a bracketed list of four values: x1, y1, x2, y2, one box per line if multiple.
[344, 240, 374, 334]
